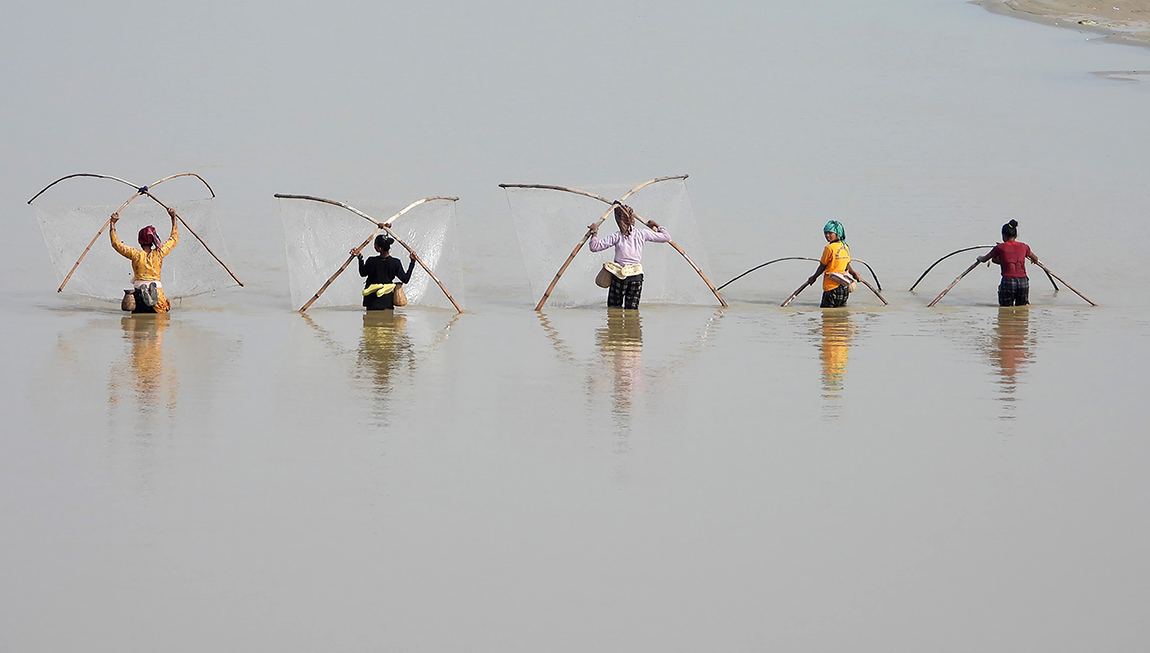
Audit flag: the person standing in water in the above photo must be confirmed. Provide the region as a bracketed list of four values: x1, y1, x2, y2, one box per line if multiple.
[976, 219, 1039, 307]
[588, 203, 671, 309]
[109, 207, 179, 313]
[806, 220, 861, 308]
[355, 235, 414, 310]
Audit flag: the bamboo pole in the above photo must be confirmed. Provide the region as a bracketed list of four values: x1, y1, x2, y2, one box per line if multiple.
[630, 214, 727, 308]
[781, 279, 814, 307]
[142, 192, 244, 287]
[857, 278, 888, 305]
[909, 246, 992, 292]
[717, 257, 819, 291]
[1033, 261, 1096, 306]
[33, 172, 221, 293]
[27, 173, 138, 204]
[504, 175, 725, 310]
[850, 258, 883, 293]
[928, 261, 981, 307]
[298, 228, 383, 312]
[57, 191, 148, 292]
[275, 194, 464, 313]
[910, 245, 1057, 292]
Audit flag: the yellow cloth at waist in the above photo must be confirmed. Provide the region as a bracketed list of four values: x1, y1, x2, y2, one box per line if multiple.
[604, 262, 643, 279]
[363, 283, 397, 297]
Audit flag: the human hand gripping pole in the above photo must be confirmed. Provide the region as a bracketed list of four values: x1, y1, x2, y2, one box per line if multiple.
[274, 194, 463, 314]
[27, 172, 232, 293]
[498, 175, 727, 310]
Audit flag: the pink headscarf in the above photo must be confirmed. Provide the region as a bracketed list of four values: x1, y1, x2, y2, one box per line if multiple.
[138, 226, 162, 249]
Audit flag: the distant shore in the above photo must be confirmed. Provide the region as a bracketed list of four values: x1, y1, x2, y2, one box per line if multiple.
[975, 0, 1150, 47]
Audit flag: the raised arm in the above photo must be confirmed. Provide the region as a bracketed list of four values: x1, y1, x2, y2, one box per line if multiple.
[396, 257, 415, 284]
[158, 207, 179, 256]
[588, 229, 620, 253]
[108, 212, 135, 259]
[643, 220, 671, 243]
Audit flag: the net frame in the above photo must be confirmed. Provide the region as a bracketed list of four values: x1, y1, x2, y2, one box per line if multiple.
[500, 175, 727, 310]
[27, 172, 241, 299]
[275, 194, 465, 313]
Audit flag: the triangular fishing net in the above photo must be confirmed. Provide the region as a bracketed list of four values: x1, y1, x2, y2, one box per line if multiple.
[33, 198, 235, 300]
[279, 198, 464, 310]
[505, 179, 716, 307]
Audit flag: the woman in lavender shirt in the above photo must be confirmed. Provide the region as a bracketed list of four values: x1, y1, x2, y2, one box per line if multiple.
[588, 203, 671, 309]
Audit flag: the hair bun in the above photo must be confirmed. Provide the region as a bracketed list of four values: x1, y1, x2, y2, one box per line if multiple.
[1008, 220, 1018, 228]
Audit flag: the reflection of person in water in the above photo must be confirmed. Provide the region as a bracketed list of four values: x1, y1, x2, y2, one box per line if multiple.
[987, 307, 1032, 409]
[595, 308, 644, 421]
[357, 311, 413, 398]
[818, 310, 853, 415]
[113, 314, 176, 412]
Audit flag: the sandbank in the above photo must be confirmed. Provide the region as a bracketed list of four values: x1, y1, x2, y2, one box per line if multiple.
[975, 0, 1150, 47]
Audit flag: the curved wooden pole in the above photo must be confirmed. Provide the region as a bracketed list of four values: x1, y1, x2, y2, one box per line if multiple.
[145, 172, 216, 198]
[630, 213, 726, 307]
[717, 257, 821, 291]
[298, 226, 383, 312]
[498, 183, 614, 204]
[274, 194, 459, 228]
[504, 175, 726, 310]
[36, 172, 220, 292]
[850, 258, 883, 293]
[781, 279, 814, 307]
[1033, 261, 1096, 306]
[28, 173, 138, 204]
[910, 244, 1057, 292]
[141, 192, 244, 287]
[928, 261, 981, 307]
[857, 278, 888, 305]
[56, 190, 149, 292]
[909, 245, 993, 291]
[275, 194, 463, 313]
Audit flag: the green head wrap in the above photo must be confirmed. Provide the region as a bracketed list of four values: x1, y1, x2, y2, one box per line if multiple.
[823, 220, 846, 243]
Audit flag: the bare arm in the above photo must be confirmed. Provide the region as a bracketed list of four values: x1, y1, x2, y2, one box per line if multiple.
[845, 262, 861, 280]
[807, 263, 827, 286]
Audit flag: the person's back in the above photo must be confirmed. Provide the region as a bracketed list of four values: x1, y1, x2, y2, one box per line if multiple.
[989, 240, 1032, 279]
[977, 220, 1039, 307]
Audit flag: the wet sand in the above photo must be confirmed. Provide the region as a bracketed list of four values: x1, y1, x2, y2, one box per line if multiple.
[977, 0, 1150, 46]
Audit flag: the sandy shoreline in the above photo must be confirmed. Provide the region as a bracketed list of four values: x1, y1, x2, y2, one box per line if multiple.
[975, 0, 1150, 47]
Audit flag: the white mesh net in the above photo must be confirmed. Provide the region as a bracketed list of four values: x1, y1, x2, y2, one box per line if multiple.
[505, 179, 717, 307]
[279, 198, 465, 311]
[33, 198, 236, 300]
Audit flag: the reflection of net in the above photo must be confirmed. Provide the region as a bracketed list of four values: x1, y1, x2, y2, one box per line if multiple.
[506, 179, 715, 307]
[33, 199, 234, 300]
[279, 199, 464, 310]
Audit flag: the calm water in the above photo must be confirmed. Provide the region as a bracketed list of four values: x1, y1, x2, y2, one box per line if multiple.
[2, 0, 1150, 651]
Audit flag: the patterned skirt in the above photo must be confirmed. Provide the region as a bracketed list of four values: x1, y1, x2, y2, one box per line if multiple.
[998, 276, 1029, 307]
[820, 284, 850, 308]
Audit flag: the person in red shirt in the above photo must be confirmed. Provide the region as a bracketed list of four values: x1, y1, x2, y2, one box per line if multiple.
[976, 220, 1040, 306]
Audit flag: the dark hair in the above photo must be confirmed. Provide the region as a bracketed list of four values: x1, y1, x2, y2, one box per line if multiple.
[375, 235, 394, 251]
[1001, 219, 1018, 240]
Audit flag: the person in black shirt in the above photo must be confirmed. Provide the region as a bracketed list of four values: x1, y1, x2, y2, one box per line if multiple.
[355, 235, 415, 310]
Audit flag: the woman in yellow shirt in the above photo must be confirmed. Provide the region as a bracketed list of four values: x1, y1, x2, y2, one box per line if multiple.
[109, 207, 179, 313]
[806, 220, 860, 308]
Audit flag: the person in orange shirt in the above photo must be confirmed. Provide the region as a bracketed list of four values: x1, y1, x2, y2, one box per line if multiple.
[806, 220, 861, 308]
[109, 207, 179, 313]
